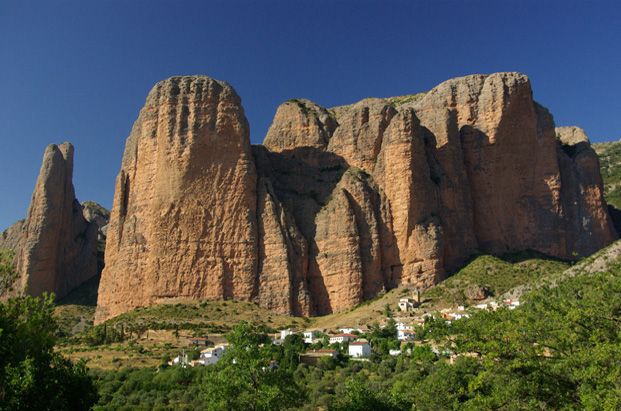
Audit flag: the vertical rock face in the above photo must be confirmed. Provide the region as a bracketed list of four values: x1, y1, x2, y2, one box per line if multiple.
[555, 126, 616, 255]
[255, 72, 616, 315]
[255, 175, 311, 316]
[413, 73, 565, 263]
[372, 109, 444, 288]
[14, 143, 98, 299]
[96, 72, 617, 321]
[327, 99, 396, 171]
[264, 99, 337, 152]
[95, 76, 259, 323]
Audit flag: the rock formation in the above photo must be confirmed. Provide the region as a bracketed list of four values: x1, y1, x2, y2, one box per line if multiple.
[0, 220, 25, 252]
[95, 76, 259, 323]
[10, 143, 99, 299]
[82, 201, 110, 273]
[555, 126, 614, 255]
[95, 73, 617, 322]
[82, 201, 110, 241]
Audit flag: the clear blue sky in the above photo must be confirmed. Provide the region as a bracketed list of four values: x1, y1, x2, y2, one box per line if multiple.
[1, 0, 620, 230]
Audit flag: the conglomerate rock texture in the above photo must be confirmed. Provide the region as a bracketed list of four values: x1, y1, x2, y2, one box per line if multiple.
[95, 73, 617, 322]
[11, 143, 99, 299]
[96, 77, 259, 323]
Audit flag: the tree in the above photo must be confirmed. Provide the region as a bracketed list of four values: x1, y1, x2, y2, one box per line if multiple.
[201, 322, 306, 410]
[330, 378, 403, 411]
[280, 333, 305, 372]
[0, 294, 98, 410]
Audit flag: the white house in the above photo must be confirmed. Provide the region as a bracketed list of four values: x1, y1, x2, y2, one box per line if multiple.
[398, 329, 416, 341]
[198, 344, 228, 366]
[170, 352, 189, 367]
[398, 298, 417, 312]
[338, 327, 362, 334]
[348, 341, 372, 358]
[329, 333, 358, 344]
[280, 329, 296, 340]
[396, 322, 413, 331]
[303, 330, 320, 344]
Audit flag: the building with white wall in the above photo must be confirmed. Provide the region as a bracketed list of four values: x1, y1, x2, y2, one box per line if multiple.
[329, 333, 357, 344]
[348, 341, 371, 358]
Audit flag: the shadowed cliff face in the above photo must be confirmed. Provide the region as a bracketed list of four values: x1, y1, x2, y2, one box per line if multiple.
[95, 72, 617, 322]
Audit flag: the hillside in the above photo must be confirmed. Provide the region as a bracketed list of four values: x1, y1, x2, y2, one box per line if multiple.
[76, 238, 621, 410]
[310, 252, 569, 330]
[56, 291, 307, 370]
[57, 251, 569, 371]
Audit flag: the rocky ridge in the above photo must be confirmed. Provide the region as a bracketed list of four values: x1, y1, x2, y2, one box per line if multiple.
[95, 72, 617, 323]
[5, 143, 100, 299]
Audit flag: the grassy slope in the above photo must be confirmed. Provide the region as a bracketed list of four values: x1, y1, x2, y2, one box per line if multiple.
[57, 252, 569, 370]
[310, 253, 569, 330]
[57, 287, 307, 370]
[503, 239, 621, 301]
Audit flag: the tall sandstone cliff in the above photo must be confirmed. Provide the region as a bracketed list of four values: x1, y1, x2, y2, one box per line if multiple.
[7, 143, 99, 299]
[95, 77, 260, 323]
[95, 73, 617, 322]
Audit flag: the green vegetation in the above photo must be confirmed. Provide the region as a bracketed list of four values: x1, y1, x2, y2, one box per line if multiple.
[0, 249, 18, 294]
[52, 299, 306, 371]
[99, 300, 304, 335]
[202, 322, 305, 410]
[385, 92, 426, 107]
[0, 294, 97, 410]
[48, 250, 621, 409]
[87, 258, 621, 409]
[414, 263, 621, 409]
[311, 252, 570, 330]
[286, 98, 311, 115]
[92, 322, 306, 411]
[54, 274, 100, 337]
[424, 253, 569, 307]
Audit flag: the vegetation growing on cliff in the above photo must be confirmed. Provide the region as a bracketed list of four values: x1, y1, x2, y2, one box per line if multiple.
[385, 92, 426, 107]
[0, 249, 17, 294]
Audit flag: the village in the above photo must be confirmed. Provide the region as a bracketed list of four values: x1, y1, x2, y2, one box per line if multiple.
[168, 291, 521, 368]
